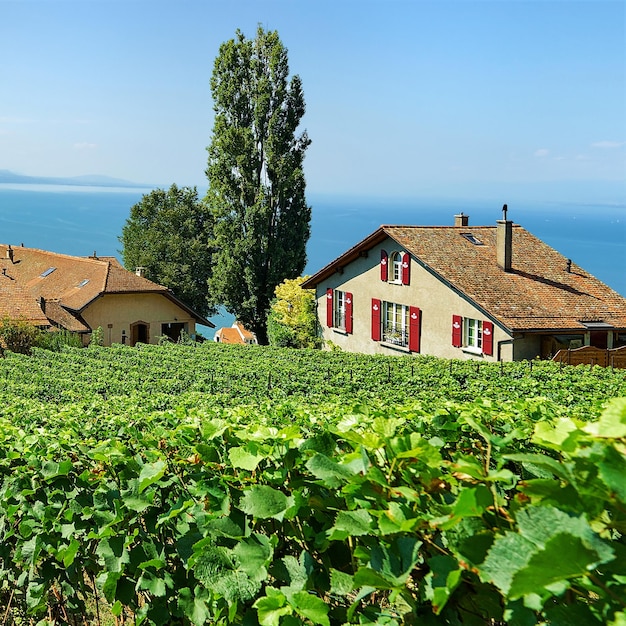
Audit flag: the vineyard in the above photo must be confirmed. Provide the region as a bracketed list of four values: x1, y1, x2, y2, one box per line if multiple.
[0, 342, 625, 625]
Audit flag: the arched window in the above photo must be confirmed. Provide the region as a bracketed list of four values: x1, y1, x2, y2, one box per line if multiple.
[390, 251, 403, 283]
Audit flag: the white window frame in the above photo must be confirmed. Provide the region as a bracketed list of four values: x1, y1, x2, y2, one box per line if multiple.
[334, 290, 346, 330]
[464, 317, 483, 352]
[382, 301, 409, 346]
[389, 251, 403, 284]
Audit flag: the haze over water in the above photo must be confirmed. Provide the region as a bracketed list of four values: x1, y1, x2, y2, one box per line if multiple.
[1, 184, 624, 330]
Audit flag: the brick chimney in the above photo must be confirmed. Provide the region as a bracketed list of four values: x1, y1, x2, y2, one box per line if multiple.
[454, 212, 469, 227]
[497, 204, 512, 271]
[135, 267, 146, 278]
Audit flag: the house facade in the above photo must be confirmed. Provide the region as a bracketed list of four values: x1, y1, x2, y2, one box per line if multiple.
[302, 211, 626, 362]
[0, 244, 213, 346]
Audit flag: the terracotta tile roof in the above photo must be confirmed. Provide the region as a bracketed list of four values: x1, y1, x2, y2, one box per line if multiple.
[302, 224, 626, 333]
[0, 272, 50, 325]
[215, 322, 258, 344]
[234, 321, 257, 342]
[43, 300, 91, 332]
[0, 244, 213, 329]
[215, 327, 246, 344]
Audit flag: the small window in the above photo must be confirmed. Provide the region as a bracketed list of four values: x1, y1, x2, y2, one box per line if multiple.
[461, 233, 483, 245]
[40, 267, 56, 277]
[389, 252, 403, 283]
[326, 288, 353, 333]
[334, 290, 347, 329]
[464, 318, 483, 350]
[453, 315, 494, 355]
[78, 279, 89, 287]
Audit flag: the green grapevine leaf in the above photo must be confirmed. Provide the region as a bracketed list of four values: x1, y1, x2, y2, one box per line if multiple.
[138, 460, 167, 493]
[254, 588, 291, 626]
[229, 445, 265, 471]
[239, 485, 293, 520]
[481, 505, 615, 600]
[585, 398, 626, 439]
[425, 554, 463, 614]
[290, 591, 330, 626]
[328, 508, 374, 540]
[306, 452, 354, 487]
[330, 568, 354, 596]
[178, 586, 210, 626]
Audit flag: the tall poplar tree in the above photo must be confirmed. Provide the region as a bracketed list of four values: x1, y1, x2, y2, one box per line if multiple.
[205, 26, 311, 344]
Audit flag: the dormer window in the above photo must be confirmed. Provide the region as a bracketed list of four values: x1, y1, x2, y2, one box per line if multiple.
[40, 267, 56, 277]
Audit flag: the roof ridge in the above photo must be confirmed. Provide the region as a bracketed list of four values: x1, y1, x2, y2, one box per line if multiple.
[0, 243, 112, 266]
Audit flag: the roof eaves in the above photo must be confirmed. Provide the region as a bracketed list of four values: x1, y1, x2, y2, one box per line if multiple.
[301, 227, 389, 288]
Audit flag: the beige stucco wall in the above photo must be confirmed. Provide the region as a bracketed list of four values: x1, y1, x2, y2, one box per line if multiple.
[314, 238, 514, 361]
[81, 293, 197, 346]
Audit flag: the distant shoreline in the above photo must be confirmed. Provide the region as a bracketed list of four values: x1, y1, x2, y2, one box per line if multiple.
[0, 169, 150, 189]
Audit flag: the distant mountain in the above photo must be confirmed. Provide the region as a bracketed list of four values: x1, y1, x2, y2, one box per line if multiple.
[0, 170, 149, 188]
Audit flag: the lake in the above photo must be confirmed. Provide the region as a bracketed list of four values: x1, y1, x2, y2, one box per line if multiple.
[1, 184, 624, 332]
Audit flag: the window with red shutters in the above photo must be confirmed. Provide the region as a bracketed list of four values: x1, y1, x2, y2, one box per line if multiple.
[327, 289, 353, 333]
[409, 306, 421, 352]
[483, 320, 494, 355]
[452, 315, 463, 347]
[452, 315, 494, 356]
[371, 298, 381, 341]
[402, 252, 410, 285]
[380, 250, 388, 281]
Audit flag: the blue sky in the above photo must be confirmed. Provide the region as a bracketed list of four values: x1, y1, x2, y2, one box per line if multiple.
[1, 0, 624, 203]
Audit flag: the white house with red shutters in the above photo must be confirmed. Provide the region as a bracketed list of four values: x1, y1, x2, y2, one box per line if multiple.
[302, 210, 626, 361]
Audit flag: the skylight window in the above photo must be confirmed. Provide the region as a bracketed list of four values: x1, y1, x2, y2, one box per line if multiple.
[461, 233, 483, 246]
[78, 279, 90, 287]
[40, 267, 56, 277]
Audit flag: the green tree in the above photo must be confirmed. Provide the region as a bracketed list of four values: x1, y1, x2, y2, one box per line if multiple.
[205, 26, 311, 344]
[119, 184, 215, 317]
[267, 276, 320, 349]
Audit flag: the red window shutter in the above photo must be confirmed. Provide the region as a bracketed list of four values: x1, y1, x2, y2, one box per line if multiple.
[345, 292, 353, 334]
[409, 306, 421, 352]
[380, 250, 388, 281]
[371, 298, 381, 341]
[326, 289, 334, 328]
[402, 252, 410, 285]
[483, 320, 494, 355]
[452, 315, 462, 347]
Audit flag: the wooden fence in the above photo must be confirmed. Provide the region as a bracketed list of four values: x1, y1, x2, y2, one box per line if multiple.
[552, 345, 626, 369]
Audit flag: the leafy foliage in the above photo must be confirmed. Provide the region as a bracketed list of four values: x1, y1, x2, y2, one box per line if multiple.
[268, 276, 320, 348]
[0, 343, 625, 624]
[0, 316, 41, 354]
[120, 184, 214, 317]
[36, 327, 83, 351]
[205, 26, 311, 344]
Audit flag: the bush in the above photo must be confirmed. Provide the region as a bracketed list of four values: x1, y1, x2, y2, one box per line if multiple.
[267, 277, 321, 349]
[0, 316, 42, 355]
